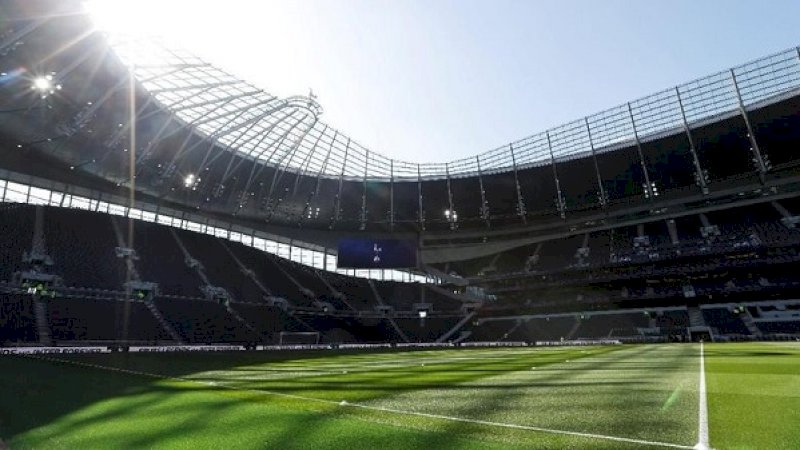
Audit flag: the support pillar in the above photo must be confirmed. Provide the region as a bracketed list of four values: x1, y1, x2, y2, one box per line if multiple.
[627, 102, 655, 201]
[545, 131, 566, 219]
[509, 144, 527, 223]
[584, 118, 607, 208]
[675, 87, 709, 194]
[730, 69, 769, 181]
[476, 156, 490, 228]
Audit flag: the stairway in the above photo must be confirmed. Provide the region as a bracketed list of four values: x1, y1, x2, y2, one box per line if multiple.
[688, 307, 706, 327]
[144, 300, 184, 343]
[428, 284, 483, 303]
[740, 310, 762, 336]
[226, 304, 260, 336]
[33, 299, 52, 346]
[436, 312, 476, 343]
[367, 280, 410, 343]
[566, 316, 582, 340]
[452, 330, 472, 344]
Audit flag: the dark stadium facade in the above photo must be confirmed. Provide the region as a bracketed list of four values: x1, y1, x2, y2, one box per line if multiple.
[1, 0, 800, 347]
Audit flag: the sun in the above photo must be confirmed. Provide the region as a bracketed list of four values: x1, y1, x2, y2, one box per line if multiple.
[83, 0, 207, 41]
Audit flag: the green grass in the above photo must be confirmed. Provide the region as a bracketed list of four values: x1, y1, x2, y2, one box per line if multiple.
[0, 343, 798, 449]
[705, 342, 800, 450]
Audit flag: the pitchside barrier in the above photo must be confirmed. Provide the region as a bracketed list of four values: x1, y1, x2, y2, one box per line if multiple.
[535, 340, 623, 347]
[0, 340, 632, 355]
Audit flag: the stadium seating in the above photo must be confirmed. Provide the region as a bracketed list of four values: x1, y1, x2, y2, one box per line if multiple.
[573, 313, 650, 339]
[702, 308, 751, 335]
[132, 222, 204, 297]
[393, 317, 461, 343]
[176, 231, 265, 302]
[756, 320, 800, 334]
[0, 204, 33, 282]
[48, 297, 118, 341]
[154, 297, 259, 344]
[43, 208, 125, 290]
[0, 293, 38, 344]
[3, 198, 800, 346]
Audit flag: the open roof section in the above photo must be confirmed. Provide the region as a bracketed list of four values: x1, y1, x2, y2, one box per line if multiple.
[109, 34, 800, 182]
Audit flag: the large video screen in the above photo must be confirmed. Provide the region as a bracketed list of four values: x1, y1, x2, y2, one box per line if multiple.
[337, 239, 418, 269]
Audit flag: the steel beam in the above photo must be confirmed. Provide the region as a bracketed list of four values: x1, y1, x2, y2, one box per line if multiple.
[675, 87, 708, 194]
[509, 144, 527, 223]
[545, 131, 566, 219]
[730, 69, 768, 181]
[584, 118, 607, 208]
[476, 155, 490, 228]
[389, 159, 395, 230]
[417, 164, 425, 230]
[300, 129, 337, 227]
[145, 80, 246, 95]
[331, 138, 351, 229]
[360, 151, 369, 230]
[211, 107, 296, 185]
[292, 124, 328, 195]
[445, 163, 456, 230]
[627, 102, 655, 201]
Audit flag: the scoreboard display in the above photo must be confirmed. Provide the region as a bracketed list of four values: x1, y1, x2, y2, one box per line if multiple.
[337, 239, 418, 269]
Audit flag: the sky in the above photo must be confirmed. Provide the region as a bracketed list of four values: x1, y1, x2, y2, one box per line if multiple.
[86, 0, 800, 164]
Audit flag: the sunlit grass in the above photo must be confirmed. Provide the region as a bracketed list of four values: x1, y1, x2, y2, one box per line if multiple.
[705, 342, 800, 450]
[0, 343, 798, 449]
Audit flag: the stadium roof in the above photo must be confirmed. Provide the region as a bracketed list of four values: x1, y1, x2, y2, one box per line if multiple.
[109, 34, 800, 182]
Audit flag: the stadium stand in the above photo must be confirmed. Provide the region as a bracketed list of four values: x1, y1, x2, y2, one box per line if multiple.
[0, 294, 38, 344]
[1, 1, 800, 347]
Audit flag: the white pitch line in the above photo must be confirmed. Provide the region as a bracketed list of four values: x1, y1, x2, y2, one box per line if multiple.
[21, 353, 694, 449]
[342, 402, 694, 449]
[694, 342, 710, 450]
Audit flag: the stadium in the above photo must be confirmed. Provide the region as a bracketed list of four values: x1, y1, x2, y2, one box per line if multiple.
[1, 0, 799, 448]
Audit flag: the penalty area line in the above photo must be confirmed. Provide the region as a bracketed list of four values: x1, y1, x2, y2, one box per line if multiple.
[24, 354, 693, 449]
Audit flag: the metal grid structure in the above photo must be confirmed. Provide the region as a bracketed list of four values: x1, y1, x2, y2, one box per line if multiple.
[109, 35, 800, 182]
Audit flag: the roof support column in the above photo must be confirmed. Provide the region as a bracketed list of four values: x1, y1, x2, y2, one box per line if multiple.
[627, 102, 655, 201]
[584, 118, 607, 208]
[301, 130, 337, 226]
[730, 69, 768, 182]
[389, 160, 395, 231]
[330, 138, 350, 229]
[417, 164, 425, 231]
[675, 87, 709, 194]
[476, 155, 491, 228]
[545, 131, 566, 219]
[445, 163, 457, 230]
[360, 151, 369, 230]
[509, 144, 527, 224]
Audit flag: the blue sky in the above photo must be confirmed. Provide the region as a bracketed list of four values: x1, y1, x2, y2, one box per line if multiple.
[89, 0, 800, 163]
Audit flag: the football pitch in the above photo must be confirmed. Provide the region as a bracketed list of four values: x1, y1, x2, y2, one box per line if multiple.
[1, 342, 798, 449]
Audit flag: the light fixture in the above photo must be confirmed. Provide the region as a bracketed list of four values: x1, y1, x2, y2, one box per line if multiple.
[418, 310, 428, 319]
[183, 173, 196, 187]
[32, 76, 52, 91]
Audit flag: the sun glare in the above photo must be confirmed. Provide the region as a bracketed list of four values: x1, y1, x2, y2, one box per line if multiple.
[84, 0, 198, 40]
[82, 0, 304, 97]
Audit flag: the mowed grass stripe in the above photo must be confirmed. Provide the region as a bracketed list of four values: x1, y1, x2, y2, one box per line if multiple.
[9, 343, 795, 449]
[8, 346, 697, 449]
[25, 349, 694, 449]
[360, 344, 700, 446]
[705, 342, 800, 450]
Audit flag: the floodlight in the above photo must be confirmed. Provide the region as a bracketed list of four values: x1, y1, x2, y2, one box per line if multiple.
[32, 76, 52, 91]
